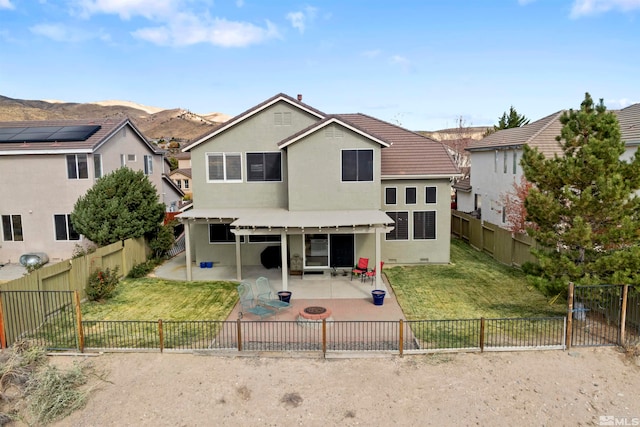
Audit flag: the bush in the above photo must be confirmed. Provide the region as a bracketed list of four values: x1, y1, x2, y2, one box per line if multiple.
[127, 259, 161, 279]
[86, 267, 120, 301]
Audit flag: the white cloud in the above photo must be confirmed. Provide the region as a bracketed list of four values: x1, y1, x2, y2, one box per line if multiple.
[0, 0, 15, 10]
[606, 98, 637, 108]
[570, 0, 640, 17]
[133, 15, 280, 47]
[390, 55, 412, 72]
[73, 0, 177, 20]
[286, 6, 317, 34]
[30, 23, 96, 42]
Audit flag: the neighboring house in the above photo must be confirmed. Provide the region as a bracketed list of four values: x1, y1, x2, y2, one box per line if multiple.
[178, 93, 460, 289]
[0, 118, 167, 263]
[465, 103, 640, 227]
[174, 151, 191, 169]
[169, 168, 192, 197]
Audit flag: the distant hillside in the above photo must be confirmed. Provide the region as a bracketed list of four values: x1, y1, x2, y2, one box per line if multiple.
[419, 126, 490, 142]
[0, 95, 231, 142]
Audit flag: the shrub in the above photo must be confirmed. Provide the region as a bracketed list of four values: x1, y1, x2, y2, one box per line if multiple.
[127, 259, 161, 278]
[86, 267, 120, 301]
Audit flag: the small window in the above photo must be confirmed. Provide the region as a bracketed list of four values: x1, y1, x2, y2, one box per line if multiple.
[414, 211, 436, 240]
[93, 154, 103, 179]
[2, 214, 23, 241]
[385, 211, 408, 241]
[127, 154, 136, 162]
[274, 112, 292, 126]
[425, 187, 437, 204]
[247, 152, 282, 182]
[183, 179, 189, 189]
[207, 153, 242, 182]
[66, 154, 88, 179]
[342, 149, 373, 182]
[54, 214, 80, 241]
[503, 151, 508, 174]
[385, 187, 397, 205]
[120, 154, 126, 167]
[405, 187, 417, 205]
[175, 180, 182, 188]
[209, 224, 244, 243]
[494, 150, 499, 172]
[502, 207, 507, 223]
[512, 151, 518, 174]
[144, 155, 153, 175]
[248, 235, 281, 243]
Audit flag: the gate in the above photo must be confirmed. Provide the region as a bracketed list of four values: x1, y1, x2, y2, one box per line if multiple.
[570, 284, 640, 347]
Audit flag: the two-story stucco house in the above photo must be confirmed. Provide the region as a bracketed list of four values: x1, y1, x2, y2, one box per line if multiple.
[178, 93, 460, 289]
[463, 103, 640, 228]
[0, 118, 172, 263]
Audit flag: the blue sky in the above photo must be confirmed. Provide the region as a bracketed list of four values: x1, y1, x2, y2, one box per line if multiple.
[1, 0, 639, 131]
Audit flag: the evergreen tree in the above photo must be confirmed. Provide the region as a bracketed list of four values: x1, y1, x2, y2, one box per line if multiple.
[521, 93, 640, 293]
[485, 106, 530, 136]
[71, 168, 166, 247]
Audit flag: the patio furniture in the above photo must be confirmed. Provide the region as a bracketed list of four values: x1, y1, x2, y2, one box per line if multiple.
[255, 277, 291, 311]
[364, 261, 384, 284]
[351, 257, 369, 281]
[237, 282, 276, 319]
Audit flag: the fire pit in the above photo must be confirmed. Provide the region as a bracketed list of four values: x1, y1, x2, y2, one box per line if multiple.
[297, 306, 333, 326]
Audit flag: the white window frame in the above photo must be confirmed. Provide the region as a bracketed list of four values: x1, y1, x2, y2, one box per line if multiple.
[208, 224, 244, 244]
[425, 186, 437, 204]
[385, 187, 397, 205]
[144, 155, 153, 175]
[2, 214, 23, 241]
[405, 187, 417, 205]
[246, 151, 282, 182]
[512, 150, 518, 174]
[341, 149, 374, 182]
[93, 153, 103, 179]
[66, 154, 88, 180]
[127, 154, 137, 162]
[413, 211, 437, 240]
[385, 211, 409, 241]
[53, 214, 80, 241]
[206, 152, 243, 183]
[120, 154, 126, 167]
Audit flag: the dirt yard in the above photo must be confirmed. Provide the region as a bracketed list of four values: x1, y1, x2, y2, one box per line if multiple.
[50, 347, 639, 426]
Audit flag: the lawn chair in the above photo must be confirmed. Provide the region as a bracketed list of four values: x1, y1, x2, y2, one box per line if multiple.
[351, 257, 369, 281]
[255, 277, 291, 311]
[364, 261, 384, 285]
[237, 282, 276, 319]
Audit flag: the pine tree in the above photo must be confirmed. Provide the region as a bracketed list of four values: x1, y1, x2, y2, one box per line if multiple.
[521, 93, 640, 293]
[71, 168, 166, 247]
[484, 106, 530, 136]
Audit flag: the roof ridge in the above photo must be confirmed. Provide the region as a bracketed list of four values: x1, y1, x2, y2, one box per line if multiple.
[525, 110, 565, 144]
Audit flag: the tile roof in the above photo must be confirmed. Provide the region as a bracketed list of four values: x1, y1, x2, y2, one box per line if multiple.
[467, 103, 640, 155]
[337, 113, 460, 177]
[0, 117, 158, 155]
[452, 177, 471, 192]
[170, 168, 192, 179]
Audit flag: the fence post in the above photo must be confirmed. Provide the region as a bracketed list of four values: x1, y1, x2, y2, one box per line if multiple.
[479, 317, 485, 352]
[566, 282, 574, 351]
[620, 284, 629, 346]
[74, 291, 84, 353]
[0, 291, 6, 349]
[399, 319, 404, 357]
[237, 319, 242, 352]
[158, 319, 164, 353]
[322, 319, 327, 356]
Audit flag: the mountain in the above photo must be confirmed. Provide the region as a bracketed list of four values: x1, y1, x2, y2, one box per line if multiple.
[0, 95, 231, 142]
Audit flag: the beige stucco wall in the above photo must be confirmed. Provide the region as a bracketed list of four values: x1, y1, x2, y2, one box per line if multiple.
[380, 178, 452, 264]
[190, 102, 320, 210]
[286, 123, 381, 211]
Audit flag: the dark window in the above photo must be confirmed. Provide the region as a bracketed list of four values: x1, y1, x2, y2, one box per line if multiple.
[414, 211, 436, 240]
[209, 224, 243, 243]
[144, 155, 153, 175]
[385, 211, 408, 240]
[207, 153, 241, 181]
[425, 187, 437, 204]
[94, 154, 102, 178]
[342, 149, 373, 182]
[248, 235, 281, 243]
[247, 152, 282, 182]
[54, 214, 80, 241]
[406, 187, 417, 204]
[67, 154, 88, 179]
[2, 215, 23, 241]
[385, 187, 396, 205]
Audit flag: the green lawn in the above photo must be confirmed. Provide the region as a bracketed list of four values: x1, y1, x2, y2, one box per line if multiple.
[81, 278, 239, 321]
[385, 238, 565, 320]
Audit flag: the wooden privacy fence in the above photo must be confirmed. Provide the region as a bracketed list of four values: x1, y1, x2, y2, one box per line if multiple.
[451, 210, 537, 267]
[0, 291, 567, 355]
[0, 237, 148, 298]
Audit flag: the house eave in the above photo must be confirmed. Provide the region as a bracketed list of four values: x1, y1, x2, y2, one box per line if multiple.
[382, 173, 462, 180]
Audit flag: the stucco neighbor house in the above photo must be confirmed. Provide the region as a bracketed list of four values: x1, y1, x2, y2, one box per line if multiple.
[465, 103, 640, 228]
[178, 93, 461, 289]
[0, 118, 170, 264]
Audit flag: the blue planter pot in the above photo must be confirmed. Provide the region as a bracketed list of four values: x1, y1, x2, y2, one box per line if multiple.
[372, 290, 386, 306]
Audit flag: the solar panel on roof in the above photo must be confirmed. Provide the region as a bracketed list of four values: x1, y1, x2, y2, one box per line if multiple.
[0, 125, 101, 143]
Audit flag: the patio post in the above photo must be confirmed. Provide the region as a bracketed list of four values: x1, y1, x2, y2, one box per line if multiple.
[184, 220, 192, 281]
[235, 234, 242, 281]
[281, 230, 288, 291]
[375, 228, 382, 288]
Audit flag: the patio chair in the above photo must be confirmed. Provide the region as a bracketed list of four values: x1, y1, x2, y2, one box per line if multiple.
[255, 277, 291, 311]
[237, 282, 276, 319]
[364, 261, 384, 285]
[351, 257, 369, 281]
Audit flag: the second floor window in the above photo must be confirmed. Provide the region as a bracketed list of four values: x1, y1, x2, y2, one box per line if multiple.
[54, 214, 80, 241]
[184, 179, 189, 189]
[342, 149, 373, 182]
[247, 152, 282, 182]
[175, 180, 182, 188]
[425, 186, 437, 204]
[67, 154, 88, 179]
[385, 187, 397, 205]
[207, 153, 241, 182]
[94, 154, 103, 179]
[144, 155, 153, 175]
[406, 187, 417, 205]
[1, 214, 23, 241]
